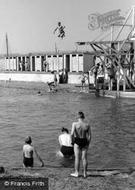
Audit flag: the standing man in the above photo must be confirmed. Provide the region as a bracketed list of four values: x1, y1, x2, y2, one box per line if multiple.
[80, 73, 86, 91]
[93, 63, 100, 88]
[70, 111, 91, 178]
[43, 59, 49, 72]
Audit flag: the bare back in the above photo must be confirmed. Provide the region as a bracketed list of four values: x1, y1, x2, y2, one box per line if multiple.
[73, 121, 90, 139]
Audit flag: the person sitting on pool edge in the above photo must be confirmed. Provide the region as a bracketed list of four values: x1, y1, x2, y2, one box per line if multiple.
[23, 136, 44, 169]
[58, 127, 74, 158]
[47, 71, 58, 92]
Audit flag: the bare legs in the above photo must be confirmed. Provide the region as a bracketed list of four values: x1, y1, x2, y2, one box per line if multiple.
[82, 148, 88, 177]
[74, 144, 80, 175]
[71, 144, 88, 178]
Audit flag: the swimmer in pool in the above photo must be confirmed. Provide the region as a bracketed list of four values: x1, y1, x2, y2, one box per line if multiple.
[70, 111, 91, 178]
[37, 91, 42, 96]
[58, 127, 74, 158]
[23, 136, 44, 169]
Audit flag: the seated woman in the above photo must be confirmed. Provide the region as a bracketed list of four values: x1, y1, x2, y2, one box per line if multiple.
[58, 127, 74, 158]
[23, 136, 44, 169]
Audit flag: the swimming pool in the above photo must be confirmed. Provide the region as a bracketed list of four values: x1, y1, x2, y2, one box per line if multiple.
[0, 84, 135, 170]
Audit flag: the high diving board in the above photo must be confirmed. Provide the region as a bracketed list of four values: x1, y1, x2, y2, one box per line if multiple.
[76, 40, 133, 46]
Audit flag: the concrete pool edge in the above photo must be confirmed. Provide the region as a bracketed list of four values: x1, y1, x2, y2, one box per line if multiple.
[0, 167, 135, 190]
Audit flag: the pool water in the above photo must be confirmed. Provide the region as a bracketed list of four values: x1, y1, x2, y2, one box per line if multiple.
[0, 86, 135, 170]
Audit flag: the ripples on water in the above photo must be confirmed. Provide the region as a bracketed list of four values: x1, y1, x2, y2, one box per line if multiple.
[0, 86, 135, 170]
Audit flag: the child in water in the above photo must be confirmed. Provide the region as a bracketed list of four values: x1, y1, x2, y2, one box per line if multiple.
[23, 136, 44, 169]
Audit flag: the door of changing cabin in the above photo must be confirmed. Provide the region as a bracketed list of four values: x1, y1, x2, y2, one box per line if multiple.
[64, 55, 70, 83]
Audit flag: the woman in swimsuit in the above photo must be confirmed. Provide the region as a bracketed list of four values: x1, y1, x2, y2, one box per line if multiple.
[70, 111, 91, 178]
[58, 127, 74, 158]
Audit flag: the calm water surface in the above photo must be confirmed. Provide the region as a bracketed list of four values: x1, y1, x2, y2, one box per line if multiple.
[0, 86, 135, 170]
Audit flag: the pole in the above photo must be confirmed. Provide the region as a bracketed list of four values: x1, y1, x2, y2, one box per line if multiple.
[132, 6, 135, 28]
[55, 42, 59, 82]
[111, 24, 114, 41]
[6, 33, 10, 71]
[131, 6, 135, 38]
[6, 33, 9, 58]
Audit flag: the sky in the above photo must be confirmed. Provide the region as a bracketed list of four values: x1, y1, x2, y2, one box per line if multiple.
[0, 0, 134, 54]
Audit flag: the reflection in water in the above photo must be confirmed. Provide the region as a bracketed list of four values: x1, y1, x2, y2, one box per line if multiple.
[0, 87, 135, 171]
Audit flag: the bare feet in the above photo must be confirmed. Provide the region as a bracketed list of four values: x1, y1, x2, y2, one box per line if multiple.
[83, 172, 87, 178]
[70, 172, 79, 177]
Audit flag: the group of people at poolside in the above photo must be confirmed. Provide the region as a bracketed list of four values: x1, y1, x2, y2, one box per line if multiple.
[23, 111, 91, 178]
[37, 71, 89, 94]
[47, 70, 68, 92]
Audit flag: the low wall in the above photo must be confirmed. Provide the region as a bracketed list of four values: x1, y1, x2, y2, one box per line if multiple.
[0, 72, 54, 83]
[0, 72, 93, 84]
[68, 72, 94, 84]
[68, 73, 82, 84]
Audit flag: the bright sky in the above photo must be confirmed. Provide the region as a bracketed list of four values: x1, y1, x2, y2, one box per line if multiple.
[0, 0, 134, 54]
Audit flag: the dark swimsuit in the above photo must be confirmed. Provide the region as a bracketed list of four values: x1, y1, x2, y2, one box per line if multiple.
[61, 146, 74, 156]
[74, 125, 89, 149]
[23, 157, 33, 167]
[74, 138, 88, 149]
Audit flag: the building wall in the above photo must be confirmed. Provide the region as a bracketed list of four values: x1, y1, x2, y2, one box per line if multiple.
[0, 52, 95, 85]
[0, 58, 6, 71]
[78, 54, 83, 72]
[58, 55, 63, 71]
[68, 73, 82, 84]
[10, 57, 17, 71]
[83, 53, 93, 72]
[53, 55, 58, 71]
[47, 55, 53, 71]
[69, 53, 84, 72]
[6, 58, 10, 70]
[1, 52, 94, 74]
[72, 54, 79, 72]
[35, 56, 42, 71]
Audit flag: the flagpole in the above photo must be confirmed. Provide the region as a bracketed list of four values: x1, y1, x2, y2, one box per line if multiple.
[55, 42, 59, 81]
[6, 33, 10, 71]
[6, 33, 9, 58]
